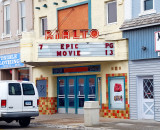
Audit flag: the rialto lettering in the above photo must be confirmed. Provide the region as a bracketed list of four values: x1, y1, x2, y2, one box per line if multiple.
[57, 44, 81, 56]
[45, 29, 99, 40]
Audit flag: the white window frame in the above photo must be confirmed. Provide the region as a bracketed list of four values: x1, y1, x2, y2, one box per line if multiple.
[18, 0, 26, 34]
[1, 0, 12, 39]
[106, 1, 117, 25]
[40, 17, 47, 36]
[139, 0, 156, 16]
[4, 4, 11, 35]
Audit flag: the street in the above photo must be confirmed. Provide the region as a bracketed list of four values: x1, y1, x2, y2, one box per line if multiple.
[0, 121, 61, 130]
[1, 114, 160, 130]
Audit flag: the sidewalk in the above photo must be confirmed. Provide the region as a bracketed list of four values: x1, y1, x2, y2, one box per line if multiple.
[32, 114, 160, 130]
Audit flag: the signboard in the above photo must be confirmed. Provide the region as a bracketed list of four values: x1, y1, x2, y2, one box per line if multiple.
[53, 65, 100, 74]
[0, 53, 24, 69]
[45, 29, 99, 40]
[38, 42, 115, 58]
[155, 31, 160, 51]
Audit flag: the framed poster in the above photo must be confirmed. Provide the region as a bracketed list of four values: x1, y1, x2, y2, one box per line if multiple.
[109, 77, 125, 110]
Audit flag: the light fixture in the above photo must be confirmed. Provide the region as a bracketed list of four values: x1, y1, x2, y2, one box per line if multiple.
[35, 7, 40, 10]
[53, 2, 58, 5]
[42, 4, 47, 8]
[62, 0, 67, 3]
[141, 46, 146, 51]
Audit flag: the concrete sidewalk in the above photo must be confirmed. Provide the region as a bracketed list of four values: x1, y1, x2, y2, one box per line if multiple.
[32, 114, 160, 130]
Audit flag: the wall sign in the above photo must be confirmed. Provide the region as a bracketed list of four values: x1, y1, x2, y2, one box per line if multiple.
[38, 42, 114, 58]
[53, 65, 100, 74]
[45, 29, 99, 40]
[155, 31, 160, 51]
[0, 53, 24, 69]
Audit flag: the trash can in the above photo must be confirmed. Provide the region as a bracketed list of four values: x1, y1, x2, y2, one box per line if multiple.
[84, 101, 100, 127]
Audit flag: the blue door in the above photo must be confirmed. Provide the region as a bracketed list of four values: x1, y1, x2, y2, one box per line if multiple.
[77, 76, 86, 114]
[67, 76, 76, 114]
[87, 75, 97, 101]
[57, 77, 67, 113]
[57, 75, 97, 114]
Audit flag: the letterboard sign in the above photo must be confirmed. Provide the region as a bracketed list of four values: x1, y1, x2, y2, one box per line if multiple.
[38, 42, 114, 58]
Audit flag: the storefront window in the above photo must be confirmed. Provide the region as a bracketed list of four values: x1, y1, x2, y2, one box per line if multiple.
[109, 77, 125, 110]
[18, 67, 29, 81]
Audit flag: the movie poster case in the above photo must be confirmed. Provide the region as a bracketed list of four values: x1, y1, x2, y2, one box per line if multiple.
[109, 77, 125, 110]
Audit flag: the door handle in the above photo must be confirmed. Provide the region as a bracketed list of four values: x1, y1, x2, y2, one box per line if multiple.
[9, 107, 13, 109]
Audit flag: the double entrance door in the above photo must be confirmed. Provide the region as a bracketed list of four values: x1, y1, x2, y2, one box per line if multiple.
[57, 75, 97, 114]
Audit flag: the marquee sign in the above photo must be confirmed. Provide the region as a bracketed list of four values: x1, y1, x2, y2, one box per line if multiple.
[38, 42, 115, 58]
[155, 31, 160, 51]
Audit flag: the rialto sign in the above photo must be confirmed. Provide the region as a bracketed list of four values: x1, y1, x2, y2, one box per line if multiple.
[45, 29, 99, 39]
[38, 42, 114, 58]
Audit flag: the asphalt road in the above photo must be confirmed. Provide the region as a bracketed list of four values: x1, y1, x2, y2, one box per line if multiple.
[0, 121, 61, 130]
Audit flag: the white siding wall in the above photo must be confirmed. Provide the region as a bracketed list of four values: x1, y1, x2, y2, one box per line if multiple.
[129, 59, 160, 121]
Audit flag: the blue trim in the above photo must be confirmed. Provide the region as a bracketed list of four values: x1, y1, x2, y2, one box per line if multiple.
[56, 0, 92, 30]
[57, 1, 89, 11]
[88, 0, 92, 29]
[108, 76, 126, 110]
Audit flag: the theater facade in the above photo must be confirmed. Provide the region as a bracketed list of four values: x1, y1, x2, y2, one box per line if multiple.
[20, 0, 129, 119]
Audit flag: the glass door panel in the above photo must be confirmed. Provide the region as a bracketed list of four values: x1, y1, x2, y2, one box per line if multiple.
[77, 77, 86, 108]
[68, 78, 75, 107]
[87, 76, 96, 101]
[67, 77, 76, 114]
[57, 77, 66, 113]
[58, 79, 65, 107]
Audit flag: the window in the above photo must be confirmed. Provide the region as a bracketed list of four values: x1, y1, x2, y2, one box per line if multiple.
[41, 17, 47, 36]
[18, 68, 29, 81]
[106, 1, 117, 24]
[19, 1, 26, 32]
[9, 83, 21, 95]
[144, 0, 153, 11]
[22, 83, 35, 95]
[140, 0, 155, 15]
[4, 5, 10, 35]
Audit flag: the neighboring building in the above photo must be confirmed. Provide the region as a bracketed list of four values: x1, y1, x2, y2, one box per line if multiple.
[121, 0, 160, 121]
[20, 0, 129, 118]
[0, 0, 34, 81]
